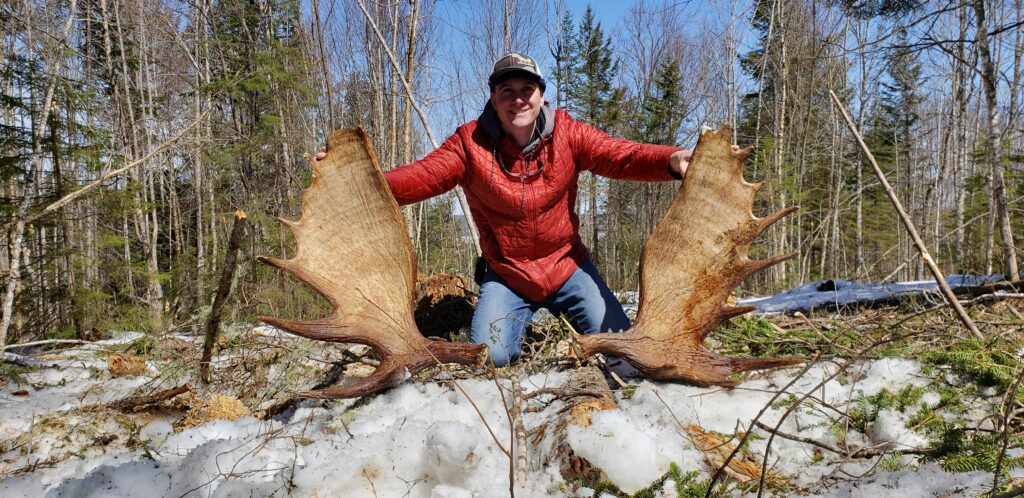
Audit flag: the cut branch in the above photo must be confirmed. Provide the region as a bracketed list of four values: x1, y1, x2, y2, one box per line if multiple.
[200, 210, 248, 384]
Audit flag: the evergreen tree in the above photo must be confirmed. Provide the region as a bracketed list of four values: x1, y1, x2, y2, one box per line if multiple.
[550, 12, 578, 110]
[207, 0, 314, 206]
[566, 6, 619, 132]
[878, 27, 921, 176]
[737, 0, 851, 289]
[561, 5, 624, 269]
[865, 25, 923, 279]
[638, 58, 685, 146]
[837, 0, 921, 18]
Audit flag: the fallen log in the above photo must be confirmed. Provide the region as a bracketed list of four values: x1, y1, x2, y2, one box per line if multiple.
[531, 366, 618, 480]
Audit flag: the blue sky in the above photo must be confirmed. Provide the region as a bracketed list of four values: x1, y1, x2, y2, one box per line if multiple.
[564, 0, 636, 27]
[421, 0, 734, 129]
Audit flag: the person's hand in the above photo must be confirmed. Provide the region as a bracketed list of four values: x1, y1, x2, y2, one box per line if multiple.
[671, 145, 742, 177]
[669, 149, 691, 177]
[315, 145, 327, 161]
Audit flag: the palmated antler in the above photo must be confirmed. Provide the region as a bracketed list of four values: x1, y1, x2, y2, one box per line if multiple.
[577, 126, 802, 386]
[258, 129, 485, 399]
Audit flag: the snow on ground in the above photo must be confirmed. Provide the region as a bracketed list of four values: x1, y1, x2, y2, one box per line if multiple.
[0, 329, 1002, 498]
[1, 332, 154, 438]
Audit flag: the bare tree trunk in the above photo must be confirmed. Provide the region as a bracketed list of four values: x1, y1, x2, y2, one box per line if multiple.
[503, 0, 513, 52]
[194, 0, 210, 302]
[402, 0, 420, 242]
[589, 175, 599, 266]
[826, 87, 842, 278]
[52, 108, 84, 339]
[954, 4, 971, 271]
[388, 3, 400, 171]
[1009, 0, 1023, 169]
[974, 0, 1020, 281]
[312, 0, 335, 128]
[727, 0, 739, 136]
[133, 2, 165, 326]
[853, 17, 871, 279]
[772, 0, 788, 288]
[0, 0, 78, 346]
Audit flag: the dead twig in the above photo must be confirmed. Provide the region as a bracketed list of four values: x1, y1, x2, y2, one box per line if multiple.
[261, 361, 348, 420]
[994, 485, 1024, 498]
[705, 322, 863, 497]
[487, 363, 516, 497]
[750, 420, 929, 458]
[894, 293, 1024, 328]
[993, 364, 1024, 495]
[512, 373, 527, 482]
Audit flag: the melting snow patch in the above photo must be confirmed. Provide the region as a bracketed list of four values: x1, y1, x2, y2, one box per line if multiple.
[811, 462, 989, 497]
[567, 409, 676, 493]
[0, 350, 1005, 497]
[866, 409, 928, 450]
[850, 358, 927, 397]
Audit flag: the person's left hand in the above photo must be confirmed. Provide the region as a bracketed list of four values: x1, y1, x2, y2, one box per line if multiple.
[315, 145, 327, 161]
[669, 149, 691, 177]
[670, 145, 742, 177]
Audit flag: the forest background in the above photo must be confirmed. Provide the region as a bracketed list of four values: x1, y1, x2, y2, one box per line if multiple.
[1, 0, 1022, 347]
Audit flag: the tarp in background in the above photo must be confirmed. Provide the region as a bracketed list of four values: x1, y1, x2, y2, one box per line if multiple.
[738, 274, 1010, 314]
[621, 274, 1017, 315]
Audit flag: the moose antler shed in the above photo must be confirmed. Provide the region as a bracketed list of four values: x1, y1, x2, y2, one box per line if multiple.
[259, 126, 800, 399]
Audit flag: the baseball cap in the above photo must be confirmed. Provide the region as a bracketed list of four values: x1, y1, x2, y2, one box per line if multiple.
[488, 53, 546, 92]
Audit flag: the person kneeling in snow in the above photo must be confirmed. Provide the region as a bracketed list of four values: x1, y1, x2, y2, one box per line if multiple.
[318, 53, 695, 373]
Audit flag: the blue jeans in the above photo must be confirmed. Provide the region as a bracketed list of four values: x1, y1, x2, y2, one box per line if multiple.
[471, 260, 630, 366]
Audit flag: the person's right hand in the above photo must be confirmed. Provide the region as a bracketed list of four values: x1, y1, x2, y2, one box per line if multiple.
[315, 146, 327, 161]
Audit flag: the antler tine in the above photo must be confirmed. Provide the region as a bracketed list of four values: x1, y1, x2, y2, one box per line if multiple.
[724, 355, 805, 376]
[293, 360, 408, 399]
[257, 255, 341, 308]
[717, 305, 759, 323]
[741, 251, 799, 280]
[753, 206, 800, 240]
[258, 128, 484, 399]
[293, 337, 486, 399]
[275, 216, 298, 231]
[258, 315, 373, 345]
[577, 125, 802, 387]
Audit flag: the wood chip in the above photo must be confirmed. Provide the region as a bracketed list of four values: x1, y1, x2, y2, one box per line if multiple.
[685, 424, 786, 486]
[107, 353, 147, 377]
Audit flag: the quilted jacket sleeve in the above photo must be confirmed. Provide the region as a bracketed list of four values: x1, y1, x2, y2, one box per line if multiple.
[384, 132, 467, 206]
[564, 111, 683, 181]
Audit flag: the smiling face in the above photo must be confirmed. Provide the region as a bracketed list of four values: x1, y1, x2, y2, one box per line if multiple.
[489, 77, 543, 146]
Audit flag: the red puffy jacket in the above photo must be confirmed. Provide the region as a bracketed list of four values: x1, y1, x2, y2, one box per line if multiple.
[385, 108, 681, 301]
